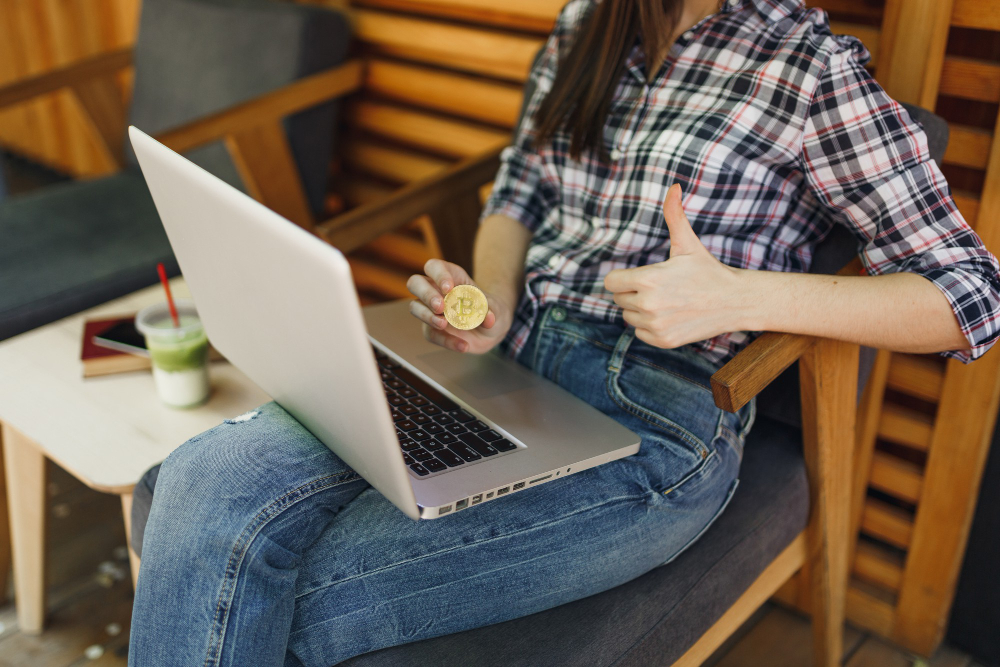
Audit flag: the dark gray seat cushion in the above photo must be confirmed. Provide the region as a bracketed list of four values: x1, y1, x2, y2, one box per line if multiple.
[0, 170, 177, 340]
[0, 0, 350, 342]
[130, 416, 807, 666]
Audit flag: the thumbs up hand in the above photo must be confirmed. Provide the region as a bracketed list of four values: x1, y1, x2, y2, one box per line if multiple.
[603, 184, 747, 349]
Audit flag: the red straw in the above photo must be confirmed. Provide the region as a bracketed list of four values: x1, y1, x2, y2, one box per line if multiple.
[157, 262, 181, 328]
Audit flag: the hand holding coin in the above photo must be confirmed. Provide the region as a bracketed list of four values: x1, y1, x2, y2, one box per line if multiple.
[443, 284, 490, 330]
[407, 259, 512, 355]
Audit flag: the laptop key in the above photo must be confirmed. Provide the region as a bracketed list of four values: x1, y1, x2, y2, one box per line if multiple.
[435, 449, 464, 467]
[409, 463, 429, 476]
[492, 438, 517, 452]
[390, 410, 405, 422]
[468, 420, 488, 432]
[398, 420, 418, 431]
[388, 379, 405, 389]
[434, 414, 455, 425]
[402, 453, 415, 465]
[446, 423, 467, 435]
[399, 387, 417, 398]
[437, 432, 458, 444]
[424, 405, 441, 416]
[425, 423, 444, 435]
[423, 438, 446, 451]
[412, 448, 434, 462]
[400, 405, 419, 416]
[400, 438, 420, 451]
[480, 429, 502, 441]
[449, 443, 482, 462]
[391, 367, 459, 411]
[459, 432, 498, 457]
[410, 429, 431, 441]
[412, 414, 432, 426]
[410, 396, 429, 407]
[451, 409, 475, 423]
[387, 395, 405, 407]
[424, 459, 447, 473]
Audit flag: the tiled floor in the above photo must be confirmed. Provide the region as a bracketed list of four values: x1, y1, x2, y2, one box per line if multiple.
[0, 464, 986, 666]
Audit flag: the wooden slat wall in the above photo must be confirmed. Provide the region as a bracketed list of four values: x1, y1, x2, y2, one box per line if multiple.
[1, 1, 998, 657]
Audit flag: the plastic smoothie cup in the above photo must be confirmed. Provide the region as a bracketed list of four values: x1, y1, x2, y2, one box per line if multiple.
[135, 299, 211, 408]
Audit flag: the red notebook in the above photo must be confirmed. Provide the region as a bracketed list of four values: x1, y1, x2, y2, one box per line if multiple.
[81, 316, 151, 378]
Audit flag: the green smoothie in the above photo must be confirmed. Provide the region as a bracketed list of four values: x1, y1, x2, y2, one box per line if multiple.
[144, 315, 209, 372]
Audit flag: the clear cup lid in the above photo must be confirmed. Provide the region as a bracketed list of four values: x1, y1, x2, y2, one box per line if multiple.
[135, 299, 203, 338]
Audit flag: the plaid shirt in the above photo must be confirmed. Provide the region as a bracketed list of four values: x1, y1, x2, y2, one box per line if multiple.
[482, 0, 1000, 365]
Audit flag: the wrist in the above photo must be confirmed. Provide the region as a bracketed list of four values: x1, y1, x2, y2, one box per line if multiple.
[729, 268, 778, 332]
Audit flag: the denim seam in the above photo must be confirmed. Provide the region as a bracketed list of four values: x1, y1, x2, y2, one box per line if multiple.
[539, 326, 616, 352]
[203, 470, 361, 667]
[660, 448, 719, 497]
[605, 372, 707, 457]
[548, 335, 577, 385]
[292, 491, 652, 602]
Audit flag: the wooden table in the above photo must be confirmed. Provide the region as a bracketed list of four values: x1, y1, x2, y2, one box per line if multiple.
[0, 279, 270, 634]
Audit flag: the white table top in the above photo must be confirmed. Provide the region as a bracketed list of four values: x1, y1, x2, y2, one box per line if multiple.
[0, 279, 271, 493]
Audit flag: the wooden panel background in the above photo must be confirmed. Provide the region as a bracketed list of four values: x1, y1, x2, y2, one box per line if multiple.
[1, 0, 998, 658]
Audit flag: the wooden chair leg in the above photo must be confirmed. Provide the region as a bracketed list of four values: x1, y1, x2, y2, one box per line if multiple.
[0, 425, 11, 603]
[120, 492, 140, 590]
[1, 423, 49, 634]
[799, 339, 859, 667]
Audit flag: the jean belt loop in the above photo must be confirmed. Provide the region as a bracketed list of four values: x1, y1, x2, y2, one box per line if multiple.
[608, 326, 636, 374]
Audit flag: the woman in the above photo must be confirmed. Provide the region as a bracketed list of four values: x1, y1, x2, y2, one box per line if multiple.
[129, 0, 1000, 664]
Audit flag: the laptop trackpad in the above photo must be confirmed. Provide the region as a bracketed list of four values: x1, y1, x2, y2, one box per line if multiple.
[417, 350, 536, 399]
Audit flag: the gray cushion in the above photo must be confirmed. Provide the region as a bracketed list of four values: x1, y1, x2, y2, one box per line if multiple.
[127, 0, 351, 217]
[0, 170, 178, 340]
[130, 416, 808, 666]
[0, 153, 7, 202]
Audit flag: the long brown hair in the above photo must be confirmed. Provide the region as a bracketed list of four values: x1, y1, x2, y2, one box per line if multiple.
[533, 0, 684, 159]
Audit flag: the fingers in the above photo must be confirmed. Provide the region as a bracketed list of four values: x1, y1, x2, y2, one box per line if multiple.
[612, 291, 641, 310]
[409, 299, 448, 330]
[603, 267, 639, 293]
[424, 259, 466, 294]
[422, 323, 469, 353]
[406, 274, 445, 314]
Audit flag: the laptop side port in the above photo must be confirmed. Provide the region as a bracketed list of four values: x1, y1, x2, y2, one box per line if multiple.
[513, 481, 526, 490]
[486, 491, 494, 499]
[439, 505, 453, 515]
[471, 494, 483, 505]
[456, 498, 468, 510]
[497, 486, 510, 495]
[529, 474, 553, 485]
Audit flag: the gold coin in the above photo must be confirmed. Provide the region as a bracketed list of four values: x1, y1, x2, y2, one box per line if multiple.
[443, 284, 489, 331]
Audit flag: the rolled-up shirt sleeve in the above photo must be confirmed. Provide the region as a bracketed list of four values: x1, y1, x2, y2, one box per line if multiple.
[480, 3, 571, 232]
[800, 46, 1000, 362]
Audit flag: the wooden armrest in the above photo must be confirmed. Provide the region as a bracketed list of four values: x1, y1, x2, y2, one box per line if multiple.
[0, 48, 132, 110]
[711, 332, 817, 412]
[317, 147, 503, 254]
[154, 59, 364, 155]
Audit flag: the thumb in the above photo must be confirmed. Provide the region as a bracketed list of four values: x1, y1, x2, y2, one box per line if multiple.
[663, 184, 703, 257]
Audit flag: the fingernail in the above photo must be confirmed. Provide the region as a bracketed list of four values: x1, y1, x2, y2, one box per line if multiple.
[441, 282, 451, 292]
[458, 342, 468, 352]
[431, 297, 441, 310]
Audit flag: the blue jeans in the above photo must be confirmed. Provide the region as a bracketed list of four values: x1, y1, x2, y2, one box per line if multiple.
[129, 307, 754, 666]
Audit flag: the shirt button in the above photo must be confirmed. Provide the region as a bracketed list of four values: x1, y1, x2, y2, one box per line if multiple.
[728, 0, 739, 6]
[551, 307, 566, 322]
[682, 31, 694, 41]
[548, 255, 560, 269]
[610, 148, 623, 161]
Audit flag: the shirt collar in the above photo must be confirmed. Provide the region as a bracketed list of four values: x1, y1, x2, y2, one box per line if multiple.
[730, 0, 806, 24]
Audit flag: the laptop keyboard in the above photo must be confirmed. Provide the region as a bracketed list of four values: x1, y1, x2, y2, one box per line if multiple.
[374, 348, 518, 478]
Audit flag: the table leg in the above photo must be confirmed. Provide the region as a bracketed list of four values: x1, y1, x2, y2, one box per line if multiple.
[120, 493, 140, 590]
[1, 423, 48, 634]
[0, 425, 11, 603]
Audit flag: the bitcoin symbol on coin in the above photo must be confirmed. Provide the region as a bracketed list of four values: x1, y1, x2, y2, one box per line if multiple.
[443, 284, 488, 330]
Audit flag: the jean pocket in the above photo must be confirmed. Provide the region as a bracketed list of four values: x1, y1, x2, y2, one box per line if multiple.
[606, 356, 718, 461]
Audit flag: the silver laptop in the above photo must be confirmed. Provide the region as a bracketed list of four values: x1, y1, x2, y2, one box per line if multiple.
[129, 127, 640, 520]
